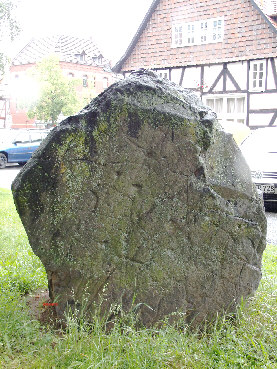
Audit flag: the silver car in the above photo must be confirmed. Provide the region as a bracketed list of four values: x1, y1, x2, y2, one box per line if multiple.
[240, 127, 277, 210]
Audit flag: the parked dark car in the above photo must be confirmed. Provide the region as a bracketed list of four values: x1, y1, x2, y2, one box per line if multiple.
[0, 130, 49, 169]
[240, 127, 277, 209]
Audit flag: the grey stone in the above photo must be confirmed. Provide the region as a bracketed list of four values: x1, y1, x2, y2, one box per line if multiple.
[12, 70, 267, 327]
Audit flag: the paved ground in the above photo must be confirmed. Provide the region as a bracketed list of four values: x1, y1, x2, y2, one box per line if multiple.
[1, 165, 277, 244]
[0, 164, 21, 189]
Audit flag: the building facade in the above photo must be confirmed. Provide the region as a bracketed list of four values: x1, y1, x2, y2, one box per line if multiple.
[113, 0, 277, 129]
[8, 35, 116, 129]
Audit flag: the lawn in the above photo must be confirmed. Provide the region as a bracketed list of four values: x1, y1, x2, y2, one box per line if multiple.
[0, 188, 276, 368]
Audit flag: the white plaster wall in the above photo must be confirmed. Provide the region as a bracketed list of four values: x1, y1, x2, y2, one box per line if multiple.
[170, 68, 183, 85]
[203, 64, 223, 93]
[249, 113, 274, 126]
[227, 61, 247, 91]
[250, 93, 277, 110]
[267, 58, 277, 90]
[182, 67, 201, 89]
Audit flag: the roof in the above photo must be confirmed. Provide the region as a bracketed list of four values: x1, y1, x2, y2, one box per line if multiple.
[251, 0, 277, 31]
[112, 0, 160, 73]
[12, 35, 110, 67]
[113, 0, 277, 73]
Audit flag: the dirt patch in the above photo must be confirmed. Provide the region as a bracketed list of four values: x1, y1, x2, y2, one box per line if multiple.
[24, 289, 61, 329]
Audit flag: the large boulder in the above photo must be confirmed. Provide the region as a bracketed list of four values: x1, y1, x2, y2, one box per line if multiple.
[12, 70, 267, 327]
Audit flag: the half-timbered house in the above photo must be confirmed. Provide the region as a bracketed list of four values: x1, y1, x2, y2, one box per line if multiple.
[113, 0, 277, 129]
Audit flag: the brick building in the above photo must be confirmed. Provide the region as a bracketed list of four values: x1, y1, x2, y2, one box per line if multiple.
[9, 35, 116, 129]
[113, 0, 277, 129]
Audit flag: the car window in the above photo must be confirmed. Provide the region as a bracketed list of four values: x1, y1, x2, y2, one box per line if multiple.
[30, 132, 43, 142]
[0, 130, 16, 144]
[41, 131, 49, 140]
[30, 131, 49, 142]
[13, 132, 31, 144]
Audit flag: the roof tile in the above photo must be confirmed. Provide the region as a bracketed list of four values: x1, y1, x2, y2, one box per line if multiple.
[12, 35, 110, 67]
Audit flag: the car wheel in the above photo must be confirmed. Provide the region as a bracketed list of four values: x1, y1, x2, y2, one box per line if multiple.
[0, 153, 7, 169]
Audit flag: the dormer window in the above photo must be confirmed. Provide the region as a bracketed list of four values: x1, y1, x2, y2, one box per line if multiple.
[75, 51, 86, 62]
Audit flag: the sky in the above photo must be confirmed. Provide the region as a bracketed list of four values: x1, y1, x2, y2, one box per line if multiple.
[11, 0, 154, 66]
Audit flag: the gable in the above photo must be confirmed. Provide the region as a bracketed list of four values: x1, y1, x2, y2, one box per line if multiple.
[114, 0, 277, 72]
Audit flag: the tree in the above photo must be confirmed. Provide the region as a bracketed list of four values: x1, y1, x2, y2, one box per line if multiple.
[0, 0, 20, 74]
[28, 55, 81, 126]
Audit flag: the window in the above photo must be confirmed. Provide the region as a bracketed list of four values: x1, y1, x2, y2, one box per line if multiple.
[187, 23, 195, 44]
[14, 132, 31, 144]
[172, 17, 224, 47]
[103, 77, 108, 89]
[212, 19, 223, 41]
[75, 51, 86, 62]
[200, 21, 208, 43]
[159, 72, 168, 79]
[83, 75, 88, 87]
[92, 76, 96, 88]
[204, 95, 246, 125]
[250, 60, 266, 91]
[173, 25, 183, 46]
[30, 132, 44, 143]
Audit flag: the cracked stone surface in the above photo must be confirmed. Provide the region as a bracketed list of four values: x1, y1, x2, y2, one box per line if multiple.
[12, 70, 267, 327]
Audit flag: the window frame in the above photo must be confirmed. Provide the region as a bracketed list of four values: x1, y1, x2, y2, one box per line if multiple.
[82, 75, 88, 87]
[203, 94, 247, 125]
[159, 71, 169, 80]
[173, 24, 183, 46]
[172, 17, 224, 48]
[103, 77, 108, 89]
[249, 60, 266, 92]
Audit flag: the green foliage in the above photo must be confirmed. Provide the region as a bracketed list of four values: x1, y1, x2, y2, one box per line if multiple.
[27, 55, 81, 126]
[0, 188, 277, 367]
[0, 0, 20, 74]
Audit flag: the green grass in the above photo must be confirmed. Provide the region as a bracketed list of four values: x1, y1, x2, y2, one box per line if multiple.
[0, 189, 47, 294]
[0, 188, 277, 368]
